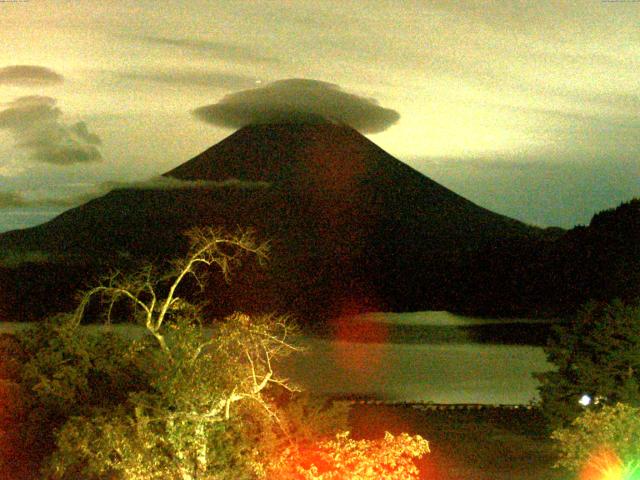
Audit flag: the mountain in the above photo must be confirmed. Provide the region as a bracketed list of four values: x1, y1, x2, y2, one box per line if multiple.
[450, 198, 640, 318]
[0, 123, 563, 323]
[550, 198, 640, 308]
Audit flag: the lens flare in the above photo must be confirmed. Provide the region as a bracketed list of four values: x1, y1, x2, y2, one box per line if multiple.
[273, 431, 429, 479]
[329, 300, 388, 377]
[579, 447, 640, 480]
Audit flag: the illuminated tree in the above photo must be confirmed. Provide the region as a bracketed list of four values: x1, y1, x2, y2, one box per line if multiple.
[24, 228, 302, 480]
[552, 403, 640, 478]
[270, 431, 429, 480]
[45, 312, 301, 480]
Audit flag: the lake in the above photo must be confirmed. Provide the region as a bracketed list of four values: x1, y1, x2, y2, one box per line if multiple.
[281, 311, 554, 404]
[0, 311, 554, 405]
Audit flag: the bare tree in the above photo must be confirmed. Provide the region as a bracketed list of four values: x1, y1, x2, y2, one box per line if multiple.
[74, 227, 269, 354]
[45, 227, 303, 480]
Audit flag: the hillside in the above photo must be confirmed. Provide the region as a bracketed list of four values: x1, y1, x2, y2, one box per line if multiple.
[451, 198, 640, 317]
[2, 124, 636, 323]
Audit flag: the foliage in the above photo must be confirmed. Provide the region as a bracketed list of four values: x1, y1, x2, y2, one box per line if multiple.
[44, 314, 305, 480]
[19, 314, 142, 417]
[270, 430, 429, 479]
[0, 333, 27, 381]
[20, 228, 308, 480]
[7, 227, 431, 479]
[0, 318, 141, 479]
[536, 299, 640, 428]
[552, 403, 640, 478]
[274, 394, 352, 444]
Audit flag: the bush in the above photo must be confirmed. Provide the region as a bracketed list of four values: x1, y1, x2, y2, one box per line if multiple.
[552, 403, 640, 478]
[271, 431, 430, 480]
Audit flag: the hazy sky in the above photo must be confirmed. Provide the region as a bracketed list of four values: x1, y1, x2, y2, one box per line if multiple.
[0, 0, 638, 232]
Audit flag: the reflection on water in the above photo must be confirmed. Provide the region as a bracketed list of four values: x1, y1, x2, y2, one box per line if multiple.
[353, 311, 556, 326]
[326, 311, 557, 346]
[325, 321, 554, 345]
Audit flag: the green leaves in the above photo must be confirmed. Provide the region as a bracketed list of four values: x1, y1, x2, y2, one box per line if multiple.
[537, 299, 640, 428]
[19, 315, 142, 416]
[552, 403, 640, 476]
[39, 312, 302, 479]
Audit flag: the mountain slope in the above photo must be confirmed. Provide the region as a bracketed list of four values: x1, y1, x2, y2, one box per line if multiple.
[165, 123, 532, 241]
[0, 123, 546, 322]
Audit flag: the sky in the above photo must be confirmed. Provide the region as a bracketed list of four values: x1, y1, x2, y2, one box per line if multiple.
[0, 0, 638, 232]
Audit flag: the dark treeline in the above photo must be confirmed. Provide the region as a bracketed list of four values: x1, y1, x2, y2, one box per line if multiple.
[449, 198, 640, 318]
[1, 198, 637, 327]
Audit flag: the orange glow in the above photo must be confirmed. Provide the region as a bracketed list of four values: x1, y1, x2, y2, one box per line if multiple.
[273, 431, 429, 479]
[330, 300, 388, 377]
[304, 129, 367, 195]
[331, 309, 388, 343]
[579, 447, 624, 480]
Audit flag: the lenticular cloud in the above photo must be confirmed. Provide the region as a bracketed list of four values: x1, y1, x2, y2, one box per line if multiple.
[193, 78, 400, 133]
[0, 65, 64, 86]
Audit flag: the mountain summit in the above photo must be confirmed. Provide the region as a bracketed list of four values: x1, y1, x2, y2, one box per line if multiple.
[162, 123, 541, 316]
[166, 123, 532, 237]
[0, 123, 544, 321]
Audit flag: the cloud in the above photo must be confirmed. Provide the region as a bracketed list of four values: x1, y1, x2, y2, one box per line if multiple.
[106, 176, 271, 190]
[140, 35, 278, 64]
[192, 79, 401, 133]
[0, 65, 64, 86]
[0, 96, 102, 165]
[0, 190, 89, 209]
[503, 102, 640, 158]
[426, 1, 610, 38]
[0, 177, 270, 210]
[0, 191, 27, 208]
[572, 92, 640, 116]
[117, 69, 257, 89]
